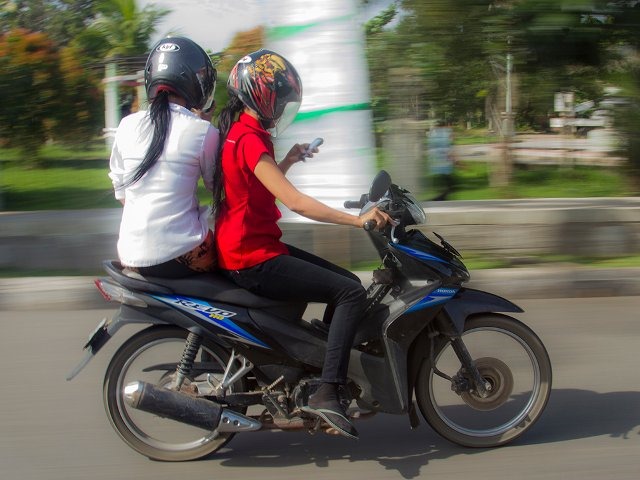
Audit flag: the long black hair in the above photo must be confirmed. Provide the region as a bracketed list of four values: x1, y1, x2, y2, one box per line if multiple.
[128, 90, 172, 186]
[212, 93, 245, 213]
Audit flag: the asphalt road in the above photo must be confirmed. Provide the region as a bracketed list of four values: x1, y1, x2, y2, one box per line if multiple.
[1, 296, 639, 480]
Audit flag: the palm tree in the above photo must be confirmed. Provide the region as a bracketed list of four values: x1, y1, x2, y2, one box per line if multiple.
[91, 0, 169, 58]
[89, 0, 170, 143]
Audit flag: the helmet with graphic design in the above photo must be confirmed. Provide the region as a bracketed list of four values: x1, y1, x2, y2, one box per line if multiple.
[227, 49, 302, 137]
[145, 36, 217, 112]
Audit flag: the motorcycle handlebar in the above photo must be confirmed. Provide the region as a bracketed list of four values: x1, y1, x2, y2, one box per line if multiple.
[344, 200, 363, 209]
[363, 219, 377, 231]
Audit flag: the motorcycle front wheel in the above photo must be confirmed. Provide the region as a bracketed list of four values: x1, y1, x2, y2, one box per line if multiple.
[103, 326, 245, 461]
[415, 314, 552, 448]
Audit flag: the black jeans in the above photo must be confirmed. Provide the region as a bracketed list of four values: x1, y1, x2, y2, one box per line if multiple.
[224, 244, 366, 384]
[135, 259, 200, 278]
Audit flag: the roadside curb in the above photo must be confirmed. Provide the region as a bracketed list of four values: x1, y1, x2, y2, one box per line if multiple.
[2, 266, 639, 311]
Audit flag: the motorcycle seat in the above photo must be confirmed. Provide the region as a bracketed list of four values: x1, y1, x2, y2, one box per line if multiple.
[102, 260, 303, 311]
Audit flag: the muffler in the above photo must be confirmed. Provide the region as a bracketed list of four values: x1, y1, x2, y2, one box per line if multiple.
[123, 381, 261, 432]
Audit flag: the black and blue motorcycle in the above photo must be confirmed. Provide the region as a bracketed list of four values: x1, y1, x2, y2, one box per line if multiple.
[68, 170, 552, 461]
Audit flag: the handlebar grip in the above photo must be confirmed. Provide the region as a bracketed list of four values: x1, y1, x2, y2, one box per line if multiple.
[363, 219, 377, 231]
[344, 200, 363, 209]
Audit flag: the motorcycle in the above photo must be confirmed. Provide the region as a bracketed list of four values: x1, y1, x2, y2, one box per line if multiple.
[67, 170, 552, 461]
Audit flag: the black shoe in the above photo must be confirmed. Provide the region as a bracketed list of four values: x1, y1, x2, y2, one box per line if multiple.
[302, 383, 359, 439]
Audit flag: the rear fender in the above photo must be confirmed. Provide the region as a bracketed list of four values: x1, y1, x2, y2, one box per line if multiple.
[66, 305, 169, 381]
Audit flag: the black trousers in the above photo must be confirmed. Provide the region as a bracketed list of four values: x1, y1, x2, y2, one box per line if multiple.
[224, 244, 366, 384]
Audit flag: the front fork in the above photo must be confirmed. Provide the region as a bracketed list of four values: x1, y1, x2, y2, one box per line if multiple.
[449, 337, 492, 398]
[430, 333, 492, 398]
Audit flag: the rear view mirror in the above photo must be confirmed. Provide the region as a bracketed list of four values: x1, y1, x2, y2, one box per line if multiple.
[369, 170, 392, 202]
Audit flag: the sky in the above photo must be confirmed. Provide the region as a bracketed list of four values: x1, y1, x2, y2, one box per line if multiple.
[138, 0, 265, 52]
[138, 0, 395, 53]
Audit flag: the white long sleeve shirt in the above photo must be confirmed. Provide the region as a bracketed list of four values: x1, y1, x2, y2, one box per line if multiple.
[109, 103, 219, 267]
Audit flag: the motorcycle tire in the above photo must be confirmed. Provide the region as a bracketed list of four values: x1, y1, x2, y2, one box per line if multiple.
[415, 313, 552, 448]
[103, 325, 246, 461]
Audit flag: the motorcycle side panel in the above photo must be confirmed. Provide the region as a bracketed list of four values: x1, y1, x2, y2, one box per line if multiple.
[348, 349, 406, 413]
[349, 303, 443, 414]
[248, 309, 328, 371]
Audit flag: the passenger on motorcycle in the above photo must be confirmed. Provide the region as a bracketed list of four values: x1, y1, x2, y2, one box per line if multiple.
[214, 49, 391, 439]
[109, 36, 219, 278]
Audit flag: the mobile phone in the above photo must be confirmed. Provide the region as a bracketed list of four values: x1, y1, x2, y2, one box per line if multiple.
[303, 137, 324, 159]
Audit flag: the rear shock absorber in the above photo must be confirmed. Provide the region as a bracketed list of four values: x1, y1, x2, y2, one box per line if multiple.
[174, 332, 202, 391]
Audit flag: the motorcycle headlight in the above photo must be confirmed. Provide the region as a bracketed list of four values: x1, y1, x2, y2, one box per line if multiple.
[405, 193, 427, 225]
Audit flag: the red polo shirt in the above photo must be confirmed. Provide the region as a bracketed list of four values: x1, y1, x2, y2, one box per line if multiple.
[214, 113, 289, 270]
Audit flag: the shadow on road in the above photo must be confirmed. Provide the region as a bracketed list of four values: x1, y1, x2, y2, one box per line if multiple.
[519, 388, 640, 444]
[208, 388, 639, 479]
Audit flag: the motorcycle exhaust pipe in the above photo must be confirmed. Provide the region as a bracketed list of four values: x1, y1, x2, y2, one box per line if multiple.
[123, 381, 261, 433]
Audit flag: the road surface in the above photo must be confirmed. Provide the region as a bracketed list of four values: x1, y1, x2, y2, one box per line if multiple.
[1, 296, 639, 480]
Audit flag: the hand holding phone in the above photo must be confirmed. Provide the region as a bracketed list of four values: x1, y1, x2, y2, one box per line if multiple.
[302, 137, 324, 160]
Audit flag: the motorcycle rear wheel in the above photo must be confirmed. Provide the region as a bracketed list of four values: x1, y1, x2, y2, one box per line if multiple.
[415, 314, 552, 448]
[103, 325, 245, 461]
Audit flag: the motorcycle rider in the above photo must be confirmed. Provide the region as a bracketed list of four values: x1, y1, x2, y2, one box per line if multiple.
[214, 49, 391, 439]
[109, 36, 219, 278]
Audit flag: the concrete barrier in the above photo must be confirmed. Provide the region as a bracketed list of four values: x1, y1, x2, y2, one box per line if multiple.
[1, 198, 639, 273]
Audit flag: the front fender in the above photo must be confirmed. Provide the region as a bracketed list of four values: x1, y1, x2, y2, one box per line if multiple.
[442, 287, 523, 335]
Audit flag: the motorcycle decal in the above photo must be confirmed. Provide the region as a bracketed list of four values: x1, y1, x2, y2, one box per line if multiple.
[151, 295, 270, 349]
[392, 244, 448, 264]
[406, 287, 459, 313]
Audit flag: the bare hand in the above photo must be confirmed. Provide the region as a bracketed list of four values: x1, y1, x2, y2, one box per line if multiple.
[283, 142, 321, 165]
[358, 207, 393, 230]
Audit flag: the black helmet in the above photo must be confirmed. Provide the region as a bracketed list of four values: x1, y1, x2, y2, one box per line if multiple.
[145, 36, 217, 112]
[228, 49, 302, 137]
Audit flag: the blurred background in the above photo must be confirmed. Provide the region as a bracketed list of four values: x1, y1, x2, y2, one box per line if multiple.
[3, 6, 639, 477]
[1, 0, 639, 273]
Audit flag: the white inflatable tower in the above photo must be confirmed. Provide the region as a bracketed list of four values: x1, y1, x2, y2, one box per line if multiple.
[266, 0, 377, 220]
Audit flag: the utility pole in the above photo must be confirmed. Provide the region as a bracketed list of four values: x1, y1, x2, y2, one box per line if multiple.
[506, 50, 512, 133]
[497, 38, 514, 187]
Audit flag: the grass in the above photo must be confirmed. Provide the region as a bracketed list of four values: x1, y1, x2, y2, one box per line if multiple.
[438, 161, 634, 200]
[0, 140, 636, 210]
[0, 142, 215, 210]
[452, 129, 499, 145]
[530, 254, 640, 268]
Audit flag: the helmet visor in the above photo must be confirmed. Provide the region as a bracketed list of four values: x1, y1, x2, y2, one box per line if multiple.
[202, 88, 216, 114]
[198, 66, 217, 112]
[267, 101, 301, 138]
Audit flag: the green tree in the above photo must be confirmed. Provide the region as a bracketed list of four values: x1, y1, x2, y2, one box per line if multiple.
[364, 3, 398, 123]
[213, 26, 264, 126]
[0, 0, 171, 155]
[0, 28, 62, 160]
[395, 0, 498, 126]
[0, 1, 99, 46]
[89, 0, 169, 58]
[604, 1, 640, 192]
[54, 43, 104, 144]
[366, 0, 620, 130]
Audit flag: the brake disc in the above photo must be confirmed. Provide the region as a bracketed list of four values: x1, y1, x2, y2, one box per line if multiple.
[459, 357, 514, 411]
